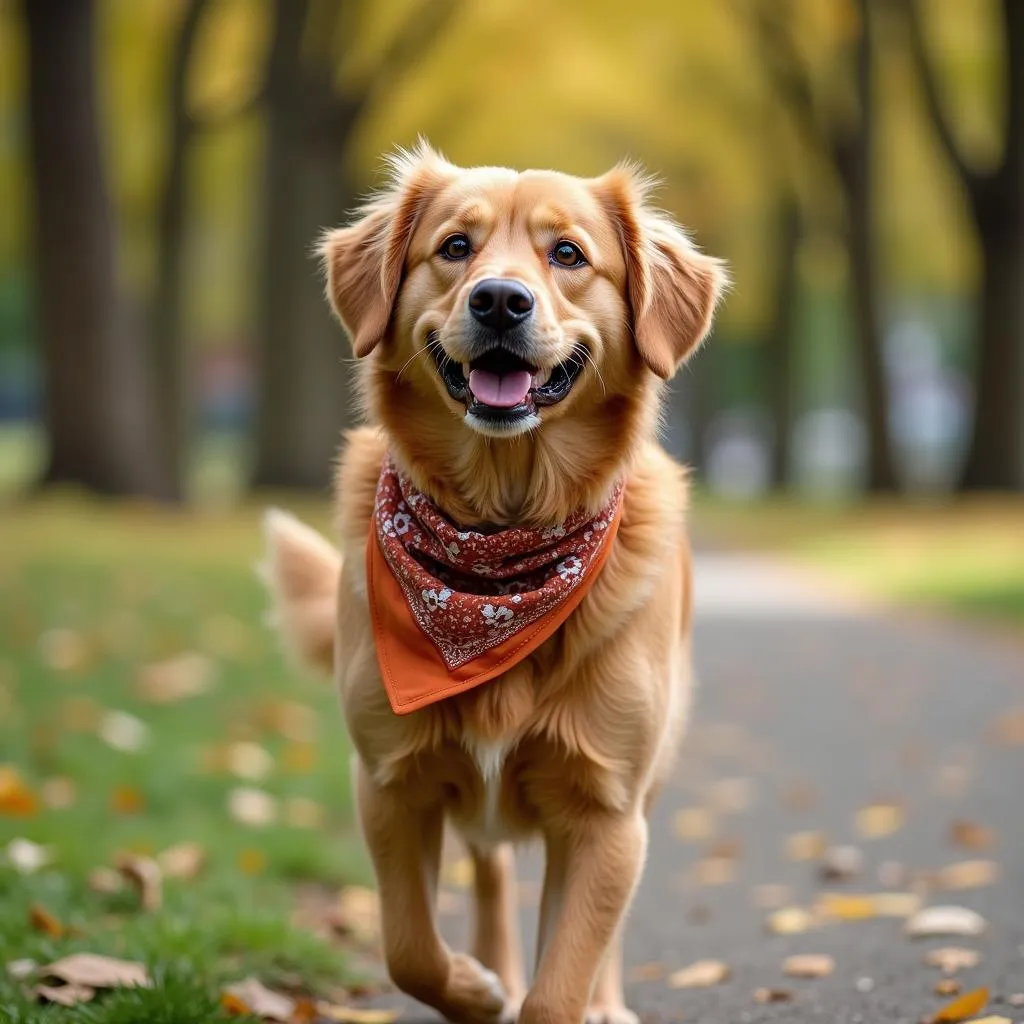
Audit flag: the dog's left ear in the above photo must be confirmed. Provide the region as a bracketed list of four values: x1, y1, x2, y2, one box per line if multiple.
[593, 166, 728, 379]
[318, 143, 453, 358]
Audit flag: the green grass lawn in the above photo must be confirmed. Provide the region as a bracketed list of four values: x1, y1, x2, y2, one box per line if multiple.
[691, 494, 1024, 628]
[0, 497, 374, 1022]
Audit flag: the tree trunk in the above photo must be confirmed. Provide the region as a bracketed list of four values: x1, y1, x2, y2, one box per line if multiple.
[252, 0, 354, 491]
[960, 196, 1024, 489]
[25, 0, 162, 496]
[765, 196, 802, 489]
[149, 0, 210, 503]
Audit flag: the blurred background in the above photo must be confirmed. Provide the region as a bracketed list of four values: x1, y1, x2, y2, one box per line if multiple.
[0, 3, 1023, 1020]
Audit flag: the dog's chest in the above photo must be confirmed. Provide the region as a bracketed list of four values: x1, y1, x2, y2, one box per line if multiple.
[458, 735, 515, 846]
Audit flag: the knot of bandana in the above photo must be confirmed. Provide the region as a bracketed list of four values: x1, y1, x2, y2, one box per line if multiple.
[367, 457, 624, 713]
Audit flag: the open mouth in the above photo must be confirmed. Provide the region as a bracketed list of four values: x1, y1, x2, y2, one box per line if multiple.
[432, 340, 586, 425]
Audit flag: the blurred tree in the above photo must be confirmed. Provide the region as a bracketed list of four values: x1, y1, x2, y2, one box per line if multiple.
[900, 0, 1023, 489]
[754, 0, 899, 492]
[24, 0, 164, 496]
[252, 0, 460, 490]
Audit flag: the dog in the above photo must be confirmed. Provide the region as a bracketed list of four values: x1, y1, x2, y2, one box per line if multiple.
[262, 142, 725, 1024]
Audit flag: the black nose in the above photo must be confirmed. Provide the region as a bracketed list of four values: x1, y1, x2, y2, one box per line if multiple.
[468, 278, 535, 331]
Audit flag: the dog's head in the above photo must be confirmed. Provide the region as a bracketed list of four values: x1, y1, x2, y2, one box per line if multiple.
[320, 143, 726, 521]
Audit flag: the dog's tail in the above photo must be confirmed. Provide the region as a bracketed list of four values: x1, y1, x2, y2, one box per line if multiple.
[259, 509, 341, 676]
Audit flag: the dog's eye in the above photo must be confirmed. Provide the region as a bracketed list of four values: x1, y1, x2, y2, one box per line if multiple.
[551, 241, 586, 268]
[439, 234, 471, 260]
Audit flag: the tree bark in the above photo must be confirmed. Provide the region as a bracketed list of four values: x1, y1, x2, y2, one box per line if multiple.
[25, 0, 162, 496]
[765, 196, 802, 489]
[251, 0, 354, 491]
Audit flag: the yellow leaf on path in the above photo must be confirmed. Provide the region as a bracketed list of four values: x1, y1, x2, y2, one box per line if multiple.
[36, 983, 95, 1006]
[673, 807, 715, 842]
[963, 1017, 1011, 1024]
[754, 987, 793, 1003]
[29, 904, 64, 938]
[667, 959, 731, 989]
[926, 948, 981, 974]
[856, 802, 904, 839]
[949, 821, 995, 851]
[935, 860, 999, 891]
[815, 893, 874, 920]
[931, 987, 988, 1022]
[628, 962, 666, 983]
[783, 954, 834, 978]
[767, 907, 815, 935]
[937, 980, 963, 997]
[316, 1004, 402, 1023]
[223, 978, 294, 1021]
[869, 892, 923, 918]
[786, 831, 827, 862]
[41, 953, 150, 989]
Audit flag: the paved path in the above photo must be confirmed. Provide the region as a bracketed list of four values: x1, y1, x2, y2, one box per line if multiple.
[361, 554, 1024, 1022]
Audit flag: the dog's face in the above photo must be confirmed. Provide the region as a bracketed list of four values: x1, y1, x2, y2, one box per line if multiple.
[321, 145, 725, 440]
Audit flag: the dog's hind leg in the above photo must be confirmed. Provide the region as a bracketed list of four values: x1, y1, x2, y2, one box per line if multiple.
[469, 843, 526, 1009]
[356, 762, 511, 1024]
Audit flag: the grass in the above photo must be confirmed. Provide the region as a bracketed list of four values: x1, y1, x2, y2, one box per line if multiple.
[691, 494, 1024, 627]
[0, 496, 371, 1022]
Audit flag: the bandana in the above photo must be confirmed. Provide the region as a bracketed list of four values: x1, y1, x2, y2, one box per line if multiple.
[367, 457, 623, 714]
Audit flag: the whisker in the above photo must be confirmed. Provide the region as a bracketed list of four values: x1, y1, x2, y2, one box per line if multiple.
[395, 339, 434, 383]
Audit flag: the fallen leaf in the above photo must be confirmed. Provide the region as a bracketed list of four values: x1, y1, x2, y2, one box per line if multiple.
[227, 741, 274, 782]
[441, 857, 474, 889]
[0, 765, 39, 817]
[935, 860, 999, 891]
[786, 831, 827, 862]
[89, 867, 123, 894]
[962, 1017, 1011, 1024]
[98, 710, 149, 753]
[331, 886, 380, 944]
[693, 856, 735, 886]
[936, 979, 963, 996]
[869, 892, 923, 918]
[667, 959, 731, 989]
[906, 906, 987, 938]
[815, 893, 875, 920]
[238, 848, 266, 875]
[284, 796, 323, 829]
[137, 652, 215, 704]
[673, 807, 715, 842]
[316, 1005, 401, 1023]
[752, 883, 790, 909]
[6, 959, 37, 980]
[949, 821, 995, 851]
[115, 852, 163, 911]
[855, 802, 904, 840]
[38, 628, 90, 673]
[228, 786, 277, 826]
[931, 986, 989, 1022]
[41, 776, 76, 810]
[1010, 995, 1024, 1007]
[29, 904, 64, 938]
[223, 978, 295, 1021]
[41, 953, 150, 989]
[926, 948, 981, 974]
[110, 784, 145, 815]
[36, 983, 95, 1006]
[6, 837, 51, 873]
[754, 987, 793, 1003]
[783, 954, 835, 978]
[766, 907, 815, 935]
[158, 841, 206, 880]
[221, 991, 254, 1016]
[628, 962, 666, 983]
[710, 777, 753, 814]
[820, 845, 863, 881]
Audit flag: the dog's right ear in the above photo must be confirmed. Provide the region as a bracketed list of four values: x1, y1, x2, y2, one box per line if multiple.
[318, 143, 453, 358]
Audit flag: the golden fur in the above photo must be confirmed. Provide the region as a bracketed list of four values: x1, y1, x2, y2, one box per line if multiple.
[263, 142, 725, 1024]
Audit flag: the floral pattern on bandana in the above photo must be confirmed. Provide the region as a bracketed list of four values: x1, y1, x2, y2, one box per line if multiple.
[373, 458, 623, 671]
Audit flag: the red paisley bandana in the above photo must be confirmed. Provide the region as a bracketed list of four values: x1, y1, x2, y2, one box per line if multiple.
[367, 457, 623, 714]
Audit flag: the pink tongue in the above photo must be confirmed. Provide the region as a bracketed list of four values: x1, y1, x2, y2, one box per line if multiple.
[468, 369, 532, 408]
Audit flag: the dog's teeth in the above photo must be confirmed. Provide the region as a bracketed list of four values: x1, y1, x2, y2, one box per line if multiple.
[532, 369, 551, 389]
[462, 362, 471, 380]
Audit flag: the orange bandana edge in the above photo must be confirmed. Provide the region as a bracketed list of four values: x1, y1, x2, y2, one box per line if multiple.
[366, 496, 623, 715]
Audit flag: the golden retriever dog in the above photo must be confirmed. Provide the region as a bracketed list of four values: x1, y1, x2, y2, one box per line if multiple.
[262, 142, 725, 1024]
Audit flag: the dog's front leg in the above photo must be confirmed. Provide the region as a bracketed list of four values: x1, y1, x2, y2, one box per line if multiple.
[355, 762, 510, 1024]
[520, 811, 648, 1024]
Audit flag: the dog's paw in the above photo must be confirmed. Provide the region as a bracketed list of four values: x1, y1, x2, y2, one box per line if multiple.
[444, 953, 509, 1024]
[585, 1006, 640, 1024]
